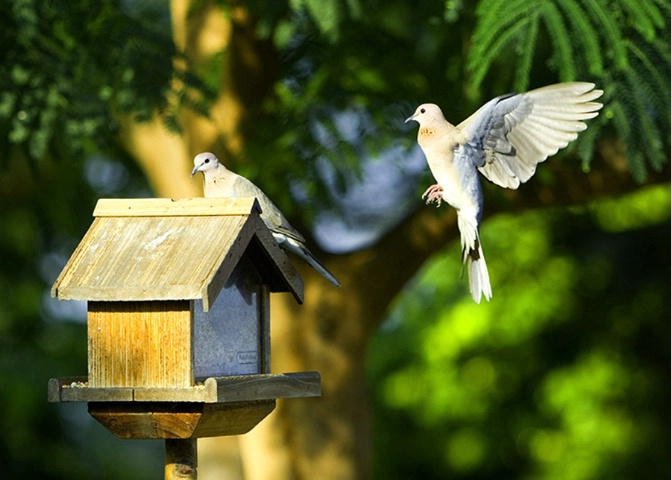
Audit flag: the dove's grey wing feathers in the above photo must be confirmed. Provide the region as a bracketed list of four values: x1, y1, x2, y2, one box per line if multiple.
[231, 176, 306, 243]
[194, 151, 340, 287]
[459, 82, 603, 189]
[273, 234, 341, 287]
[229, 173, 340, 287]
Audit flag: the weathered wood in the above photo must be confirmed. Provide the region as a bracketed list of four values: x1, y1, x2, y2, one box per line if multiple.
[208, 372, 322, 402]
[51, 198, 304, 307]
[89, 402, 207, 439]
[49, 372, 322, 403]
[132, 387, 208, 402]
[93, 197, 260, 217]
[189, 401, 275, 438]
[88, 400, 276, 439]
[52, 215, 248, 305]
[88, 301, 193, 389]
[48, 377, 134, 402]
[47, 195, 318, 449]
[165, 439, 197, 480]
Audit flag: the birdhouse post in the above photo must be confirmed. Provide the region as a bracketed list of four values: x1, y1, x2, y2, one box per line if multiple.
[48, 197, 321, 478]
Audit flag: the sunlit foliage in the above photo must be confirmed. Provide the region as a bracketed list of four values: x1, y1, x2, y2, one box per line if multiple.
[468, 0, 671, 180]
[368, 185, 670, 479]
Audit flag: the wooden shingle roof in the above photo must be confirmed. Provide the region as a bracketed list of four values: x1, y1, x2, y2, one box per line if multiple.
[51, 197, 304, 310]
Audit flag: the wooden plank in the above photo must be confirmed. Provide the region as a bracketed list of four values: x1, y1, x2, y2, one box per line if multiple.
[89, 402, 206, 439]
[53, 215, 251, 303]
[89, 401, 275, 439]
[93, 197, 261, 217]
[191, 401, 275, 438]
[51, 217, 101, 298]
[47, 377, 86, 402]
[49, 373, 321, 403]
[48, 377, 135, 402]
[133, 387, 209, 402]
[63, 386, 134, 402]
[48, 377, 208, 402]
[57, 285, 203, 302]
[206, 372, 321, 403]
[88, 301, 193, 389]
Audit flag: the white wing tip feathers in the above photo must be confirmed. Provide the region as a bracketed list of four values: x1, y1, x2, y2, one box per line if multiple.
[479, 82, 604, 189]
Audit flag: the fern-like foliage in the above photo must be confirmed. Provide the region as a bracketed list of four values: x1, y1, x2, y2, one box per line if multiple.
[467, 0, 670, 181]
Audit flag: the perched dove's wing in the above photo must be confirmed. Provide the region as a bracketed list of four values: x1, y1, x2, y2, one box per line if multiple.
[192, 151, 340, 287]
[230, 176, 307, 243]
[458, 82, 603, 189]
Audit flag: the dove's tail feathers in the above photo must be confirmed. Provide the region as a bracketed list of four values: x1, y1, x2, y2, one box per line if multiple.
[458, 214, 492, 303]
[466, 242, 492, 304]
[274, 234, 341, 287]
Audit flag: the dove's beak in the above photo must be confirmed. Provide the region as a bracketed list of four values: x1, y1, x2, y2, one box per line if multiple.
[190, 164, 201, 177]
[404, 114, 415, 124]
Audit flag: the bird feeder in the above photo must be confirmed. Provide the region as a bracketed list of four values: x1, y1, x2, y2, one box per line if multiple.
[48, 197, 321, 478]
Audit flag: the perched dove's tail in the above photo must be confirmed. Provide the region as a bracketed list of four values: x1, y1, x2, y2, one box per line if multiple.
[458, 214, 492, 303]
[275, 235, 341, 287]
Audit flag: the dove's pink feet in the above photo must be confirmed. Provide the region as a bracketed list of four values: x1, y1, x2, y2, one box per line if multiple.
[421, 184, 444, 207]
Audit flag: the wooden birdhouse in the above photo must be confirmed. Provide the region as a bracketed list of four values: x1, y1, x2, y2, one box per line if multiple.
[48, 197, 320, 445]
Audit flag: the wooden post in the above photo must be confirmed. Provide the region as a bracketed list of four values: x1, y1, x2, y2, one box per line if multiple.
[165, 439, 197, 479]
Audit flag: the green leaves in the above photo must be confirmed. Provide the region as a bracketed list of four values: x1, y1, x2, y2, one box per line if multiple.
[467, 0, 670, 181]
[369, 186, 671, 479]
[0, 0, 205, 166]
[469, 0, 539, 88]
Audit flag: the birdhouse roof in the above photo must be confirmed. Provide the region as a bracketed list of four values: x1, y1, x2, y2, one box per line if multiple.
[51, 197, 304, 309]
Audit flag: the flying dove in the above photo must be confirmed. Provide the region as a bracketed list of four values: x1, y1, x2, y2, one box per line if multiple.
[191, 152, 341, 287]
[405, 82, 603, 303]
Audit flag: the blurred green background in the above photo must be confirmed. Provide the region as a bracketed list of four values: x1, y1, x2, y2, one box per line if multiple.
[369, 186, 670, 480]
[1, 0, 669, 478]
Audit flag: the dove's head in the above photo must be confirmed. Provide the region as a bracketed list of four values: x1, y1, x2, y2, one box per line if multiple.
[191, 152, 223, 177]
[405, 103, 445, 126]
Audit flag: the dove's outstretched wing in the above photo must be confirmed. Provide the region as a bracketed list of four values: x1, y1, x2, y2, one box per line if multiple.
[458, 82, 603, 189]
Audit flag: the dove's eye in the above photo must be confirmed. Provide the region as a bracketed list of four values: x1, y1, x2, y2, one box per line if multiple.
[420, 108, 426, 114]
[204, 158, 210, 164]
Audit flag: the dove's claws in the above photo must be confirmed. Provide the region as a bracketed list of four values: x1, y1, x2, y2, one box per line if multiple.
[422, 184, 444, 208]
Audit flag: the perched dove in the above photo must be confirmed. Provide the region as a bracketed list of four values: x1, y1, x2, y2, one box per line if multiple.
[191, 152, 340, 287]
[405, 82, 603, 303]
